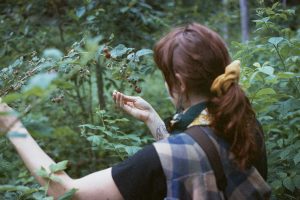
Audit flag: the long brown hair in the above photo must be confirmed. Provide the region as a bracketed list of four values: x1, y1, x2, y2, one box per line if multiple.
[154, 23, 257, 169]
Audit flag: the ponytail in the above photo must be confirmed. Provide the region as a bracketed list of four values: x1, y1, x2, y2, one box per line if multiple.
[208, 84, 257, 169]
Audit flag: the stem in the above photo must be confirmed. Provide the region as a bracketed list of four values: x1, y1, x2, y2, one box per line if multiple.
[95, 62, 106, 109]
[44, 177, 51, 196]
[262, 17, 300, 96]
[88, 70, 94, 124]
[99, 111, 106, 130]
[273, 44, 300, 96]
[273, 44, 287, 71]
[112, 143, 124, 160]
[74, 78, 88, 119]
[1, 59, 49, 97]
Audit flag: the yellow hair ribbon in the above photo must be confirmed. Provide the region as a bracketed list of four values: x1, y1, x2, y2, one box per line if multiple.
[210, 60, 241, 96]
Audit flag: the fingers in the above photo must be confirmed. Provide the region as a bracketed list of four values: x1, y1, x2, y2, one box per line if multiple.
[122, 104, 133, 114]
[112, 90, 117, 102]
[119, 92, 124, 108]
[122, 94, 138, 102]
[112, 90, 137, 107]
[112, 90, 124, 108]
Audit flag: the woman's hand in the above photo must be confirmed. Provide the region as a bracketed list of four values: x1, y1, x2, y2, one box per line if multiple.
[112, 91, 169, 140]
[112, 90, 156, 123]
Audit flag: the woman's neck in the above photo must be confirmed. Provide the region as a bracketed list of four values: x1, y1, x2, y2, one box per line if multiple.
[183, 95, 208, 113]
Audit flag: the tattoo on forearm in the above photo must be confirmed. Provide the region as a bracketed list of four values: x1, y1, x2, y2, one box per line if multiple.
[155, 124, 169, 141]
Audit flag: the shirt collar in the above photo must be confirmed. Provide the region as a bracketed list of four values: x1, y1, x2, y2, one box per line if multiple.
[167, 101, 209, 134]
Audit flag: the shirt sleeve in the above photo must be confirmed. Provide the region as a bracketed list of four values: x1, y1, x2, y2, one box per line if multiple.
[111, 144, 166, 200]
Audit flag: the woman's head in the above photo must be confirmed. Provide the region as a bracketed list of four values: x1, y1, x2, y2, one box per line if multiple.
[154, 23, 231, 101]
[154, 23, 258, 170]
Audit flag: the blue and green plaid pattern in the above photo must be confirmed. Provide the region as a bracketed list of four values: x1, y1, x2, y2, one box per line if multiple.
[153, 129, 271, 200]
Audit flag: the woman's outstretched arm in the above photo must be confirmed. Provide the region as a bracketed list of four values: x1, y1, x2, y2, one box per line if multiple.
[1, 104, 123, 200]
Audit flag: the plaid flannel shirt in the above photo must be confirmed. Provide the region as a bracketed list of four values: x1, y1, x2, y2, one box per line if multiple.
[153, 127, 271, 200]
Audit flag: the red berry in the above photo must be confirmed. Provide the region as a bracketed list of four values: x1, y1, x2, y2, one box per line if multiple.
[135, 86, 141, 93]
[103, 47, 109, 53]
[105, 52, 111, 59]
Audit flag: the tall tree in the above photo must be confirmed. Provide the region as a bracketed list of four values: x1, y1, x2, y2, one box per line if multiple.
[239, 0, 249, 42]
[222, 0, 229, 40]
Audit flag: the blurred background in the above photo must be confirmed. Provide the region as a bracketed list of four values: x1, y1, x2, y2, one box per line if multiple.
[0, 0, 299, 199]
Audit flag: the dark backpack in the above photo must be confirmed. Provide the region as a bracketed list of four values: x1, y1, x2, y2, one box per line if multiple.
[185, 125, 271, 200]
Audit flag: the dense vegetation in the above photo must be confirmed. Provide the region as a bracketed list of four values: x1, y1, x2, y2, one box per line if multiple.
[0, 0, 299, 199]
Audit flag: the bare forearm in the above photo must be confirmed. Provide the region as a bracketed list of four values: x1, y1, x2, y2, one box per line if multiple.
[146, 112, 169, 141]
[8, 125, 73, 198]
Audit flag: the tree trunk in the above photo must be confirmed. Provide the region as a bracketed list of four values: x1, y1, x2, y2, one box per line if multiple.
[95, 63, 106, 109]
[239, 0, 249, 42]
[222, 0, 229, 40]
[282, 0, 287, 8]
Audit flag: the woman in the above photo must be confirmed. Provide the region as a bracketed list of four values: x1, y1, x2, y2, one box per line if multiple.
[0, 23, 270, 199]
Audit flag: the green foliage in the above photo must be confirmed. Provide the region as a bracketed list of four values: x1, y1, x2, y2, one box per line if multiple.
[232, 2, 300, 199]
[34, 160, 77, 200]
[0, 1, 299, 199]
[0, 1, 157, 197]
[79, 109, 152, 159]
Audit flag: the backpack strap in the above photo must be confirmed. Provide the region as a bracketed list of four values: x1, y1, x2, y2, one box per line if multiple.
[185, 125, 228, 193]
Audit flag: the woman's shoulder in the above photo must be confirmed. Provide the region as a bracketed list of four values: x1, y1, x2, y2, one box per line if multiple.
[153, 132, 213, 176]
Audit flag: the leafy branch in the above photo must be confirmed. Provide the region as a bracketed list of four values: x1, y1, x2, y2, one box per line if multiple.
[36, 160, 78, 200]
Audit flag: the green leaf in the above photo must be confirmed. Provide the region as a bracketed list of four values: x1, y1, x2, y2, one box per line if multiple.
[24, 73, 57, 92]
[253, 62, 261, 68]
[36, 167, 50, 178]
[283, 177, 295, 192]
[43, 197, 54, 200]
[124, 146, 141, 156]
[9, 57, 23, 69]
[120, 6, 129, 13]
[111, 44, 128, 58]
[2, 93, 22, 103]
[102, 130, 113, 137]
[268, 37, 284, 46]
[125, 134, 141, 142]
[135, 49, 153, 57]
[255, 88, 276, 97]
[277, 172, 287, 178]
[279, 149, 290, 160]
[294, 152, 300, 165]
[127, 53, 137, 61]
[105, 34, 113, 43]
[253, 17, 269, 24]
[258, 66, 274, 75]
[261, 17, 270, 23]
[271, 2, 280, 9]
[79, 124, 105, 131]
[249, 71, 260, 84]
[277, 72, 295, 79]
[49, 160, 68, 173]
[0, 185, 32, 192]
[58, 188, 78, 200]
[54, 80, 73, 90]
[293, 175, 300, 189]
[87, 135, 103, 146]
[43, 48, 63, 60]
[270, 180, 282, 190]
[49, 174, 62, 183]
[76, 7, 86, 18]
